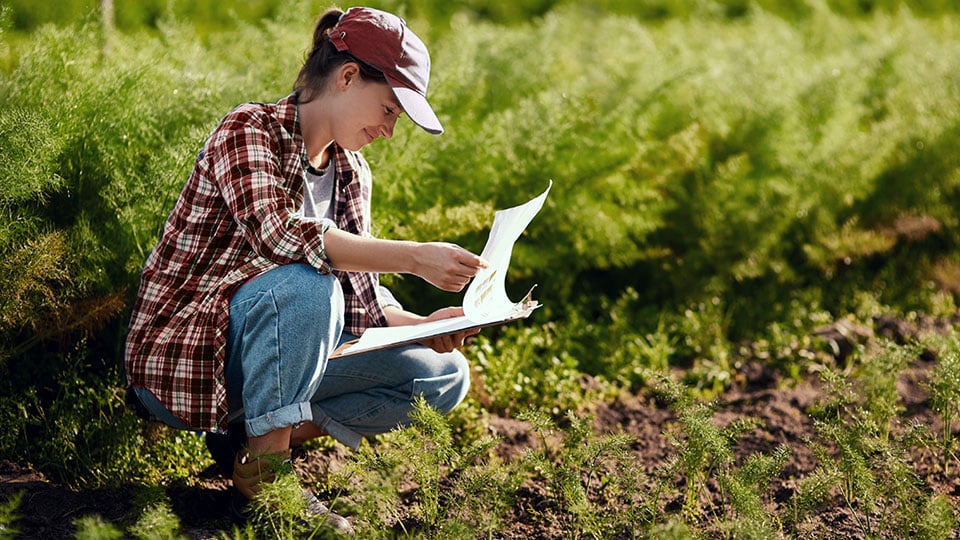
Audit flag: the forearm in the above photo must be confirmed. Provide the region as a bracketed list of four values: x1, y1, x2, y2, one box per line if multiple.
[322, 227, 487, 293]
[382, 305, 428, 327]
[322, 228, 417, 274]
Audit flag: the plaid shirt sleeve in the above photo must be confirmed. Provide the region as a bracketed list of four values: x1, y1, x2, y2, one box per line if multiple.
[206, 115, 331, 273]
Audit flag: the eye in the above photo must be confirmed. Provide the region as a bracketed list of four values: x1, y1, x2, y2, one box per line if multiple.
[385, 106, 396, 116]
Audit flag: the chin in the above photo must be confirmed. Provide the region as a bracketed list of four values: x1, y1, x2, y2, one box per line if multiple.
[342, 139, 367, 152]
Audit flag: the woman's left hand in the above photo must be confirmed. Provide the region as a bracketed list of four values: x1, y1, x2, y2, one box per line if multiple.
[419, 306, 480, 353]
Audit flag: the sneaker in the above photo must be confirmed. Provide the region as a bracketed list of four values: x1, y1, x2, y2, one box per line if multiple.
[302, 489, 354, 534]
[232, 449, 353, 535]
[229, 487, 354, 534]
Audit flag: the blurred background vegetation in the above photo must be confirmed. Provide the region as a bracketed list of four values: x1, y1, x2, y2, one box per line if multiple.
[0, 0, 958, 491]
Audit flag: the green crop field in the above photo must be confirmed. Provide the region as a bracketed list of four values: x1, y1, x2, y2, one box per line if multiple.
[1, 0, 959, 537]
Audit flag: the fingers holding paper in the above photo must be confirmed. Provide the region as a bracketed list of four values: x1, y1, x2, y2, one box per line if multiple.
[415, 243, 488, 292]
[419, 306, 481, 353]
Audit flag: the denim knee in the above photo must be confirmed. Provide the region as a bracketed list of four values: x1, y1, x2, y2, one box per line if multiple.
[308, 342, 472, 447]
[415, 350, 470, 414]
[227, 264, 345, 437]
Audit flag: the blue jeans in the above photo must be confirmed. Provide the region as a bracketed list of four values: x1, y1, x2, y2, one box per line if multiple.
[224, 264, 470, 449]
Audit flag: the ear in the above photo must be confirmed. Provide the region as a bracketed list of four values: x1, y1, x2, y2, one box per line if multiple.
[337, 62, 361, 91]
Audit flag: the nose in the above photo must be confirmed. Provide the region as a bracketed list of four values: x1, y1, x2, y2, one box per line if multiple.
[380, 116, 397, 139]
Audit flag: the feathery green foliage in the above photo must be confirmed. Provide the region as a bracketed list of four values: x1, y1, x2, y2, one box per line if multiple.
[1, 0, 960, 537]
[471, 322, 614, 417]
[801, 360, 958, 538]
[330, 397, 521, 536]
[2, 0, 958, 393]
[128, 501, 186, 540]
[922, 330, 960, 474]
[656, 377, 753, 520]
[247, 466, 312, 538]
[0, 492, 21, 539]
[0, 339, 211, 487]
[716, 445, 790, 538]
[519, 408, 650, 537]
[74, 515, 124, 540]
[858, 340, 915, 441]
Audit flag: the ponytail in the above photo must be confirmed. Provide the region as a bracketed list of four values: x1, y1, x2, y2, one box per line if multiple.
[294, 8, 387, 103]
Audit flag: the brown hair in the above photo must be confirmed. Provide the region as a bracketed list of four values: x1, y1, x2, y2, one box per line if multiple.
[294, 8, 388, 103]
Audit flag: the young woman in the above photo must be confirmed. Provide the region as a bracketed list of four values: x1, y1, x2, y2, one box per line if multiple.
[124, 6, 484, 529]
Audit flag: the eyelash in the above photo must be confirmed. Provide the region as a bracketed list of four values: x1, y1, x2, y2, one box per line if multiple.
[385, 106, 397, 116]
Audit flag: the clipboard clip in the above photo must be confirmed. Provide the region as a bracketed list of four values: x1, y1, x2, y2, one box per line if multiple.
[514, 284, 540, 317]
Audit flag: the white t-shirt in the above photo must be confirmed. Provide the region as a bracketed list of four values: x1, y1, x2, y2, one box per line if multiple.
[302, 162, 336, 221]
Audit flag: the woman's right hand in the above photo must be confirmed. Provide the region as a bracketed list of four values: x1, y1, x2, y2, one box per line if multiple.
[413, 242, 487, 292]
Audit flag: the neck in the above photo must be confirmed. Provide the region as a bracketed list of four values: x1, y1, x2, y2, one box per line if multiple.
[298, 100, 334, 169]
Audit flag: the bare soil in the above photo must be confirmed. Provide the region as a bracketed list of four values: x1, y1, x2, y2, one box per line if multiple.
[3, 317, 960, 539]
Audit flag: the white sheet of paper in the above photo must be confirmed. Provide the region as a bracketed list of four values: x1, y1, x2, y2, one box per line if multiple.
[334, 182, 552, 357]
[462, 181, 551, 321]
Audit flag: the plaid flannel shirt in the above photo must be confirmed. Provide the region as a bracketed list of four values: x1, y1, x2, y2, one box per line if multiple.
[124, 93, 388, 431]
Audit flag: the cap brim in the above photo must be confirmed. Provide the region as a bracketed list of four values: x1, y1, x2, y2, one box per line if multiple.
[391, 86, 443, 135]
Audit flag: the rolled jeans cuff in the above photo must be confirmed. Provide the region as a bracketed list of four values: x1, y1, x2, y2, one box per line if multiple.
[311, 403, 364, 450]
[245, 401, 312, 438]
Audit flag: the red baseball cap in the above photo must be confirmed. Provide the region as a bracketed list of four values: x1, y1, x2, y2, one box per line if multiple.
[330, 7, 443, 135]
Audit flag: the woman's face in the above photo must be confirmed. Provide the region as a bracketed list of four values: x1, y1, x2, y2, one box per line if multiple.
[330, 65, 403, 151]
